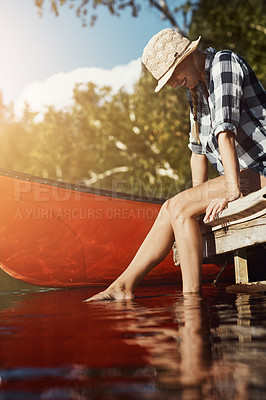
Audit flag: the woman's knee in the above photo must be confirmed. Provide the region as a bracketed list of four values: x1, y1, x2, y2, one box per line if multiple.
[158, 198, 171, 219]
[168, 193, 192, 223]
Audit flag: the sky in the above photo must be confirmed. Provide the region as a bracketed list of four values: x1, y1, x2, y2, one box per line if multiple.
[0, 0, 182, 117]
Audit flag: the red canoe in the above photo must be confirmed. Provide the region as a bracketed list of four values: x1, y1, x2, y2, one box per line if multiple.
[0, 169, 233, 288]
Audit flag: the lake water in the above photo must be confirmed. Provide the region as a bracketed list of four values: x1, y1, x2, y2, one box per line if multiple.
[1, 268, 266, 400]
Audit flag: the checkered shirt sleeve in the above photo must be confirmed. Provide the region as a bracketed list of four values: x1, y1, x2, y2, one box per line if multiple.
[209, 51, 244, 137]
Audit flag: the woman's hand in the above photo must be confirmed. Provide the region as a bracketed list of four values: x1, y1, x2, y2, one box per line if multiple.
[203, 187, 240, 223]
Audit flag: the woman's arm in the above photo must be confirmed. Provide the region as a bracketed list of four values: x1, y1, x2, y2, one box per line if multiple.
[190, 152, 209, 187]
[218, 131, 240, 197]
[204, 131, 240, 222]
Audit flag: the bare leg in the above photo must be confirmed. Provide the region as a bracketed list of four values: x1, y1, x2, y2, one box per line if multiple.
[85, 170, 266, 301]
[172, 216, 203, 293]
[169, 177, 228, 293]
[84, 201, 174, 301]
[169, 169, 266, 293]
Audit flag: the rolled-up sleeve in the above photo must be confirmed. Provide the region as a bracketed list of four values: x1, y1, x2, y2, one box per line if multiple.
[188, 141, 204, 154]
[209, 51, 244, 137]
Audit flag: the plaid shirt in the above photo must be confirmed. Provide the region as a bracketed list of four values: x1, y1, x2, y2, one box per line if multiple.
[187, 47, 266, 175]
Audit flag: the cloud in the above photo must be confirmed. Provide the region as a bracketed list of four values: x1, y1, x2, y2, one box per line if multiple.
[15, 59, 142, 119]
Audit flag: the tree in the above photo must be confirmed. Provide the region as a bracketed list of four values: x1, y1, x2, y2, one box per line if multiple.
[70, 77, 192, 197]
[27, 107, 76, 180]
[34, 0, 193, 32]
[8, 77, 191, 198]
[189, 0, 266, 86]
[0, 100, 37, 173]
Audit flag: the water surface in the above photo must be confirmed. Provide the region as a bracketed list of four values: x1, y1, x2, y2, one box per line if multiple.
[0, 269, 266, 399]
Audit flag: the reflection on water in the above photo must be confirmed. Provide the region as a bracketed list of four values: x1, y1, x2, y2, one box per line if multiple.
[102, 294, 212, 399]
[0, 269, 56, 312]
[0, 269, 266, 399]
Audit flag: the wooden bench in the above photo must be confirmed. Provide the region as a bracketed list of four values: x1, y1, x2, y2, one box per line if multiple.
[173, 186, 266, 293]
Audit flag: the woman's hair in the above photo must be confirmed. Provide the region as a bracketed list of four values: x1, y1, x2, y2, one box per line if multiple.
[190, 52, 210, 145]
[190, 87, 200, 144]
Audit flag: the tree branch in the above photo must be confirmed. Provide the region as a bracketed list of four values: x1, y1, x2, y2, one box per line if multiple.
[149, 0, 181, 32]
[35, 0, 185, 31]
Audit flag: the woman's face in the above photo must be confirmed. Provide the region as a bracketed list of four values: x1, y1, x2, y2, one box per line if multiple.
[166, 53, 200, 90]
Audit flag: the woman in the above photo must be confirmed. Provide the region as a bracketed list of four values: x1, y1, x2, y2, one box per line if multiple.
[85, 28, 266, 301]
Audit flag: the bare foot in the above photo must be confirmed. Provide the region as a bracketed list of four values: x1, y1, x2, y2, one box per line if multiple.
[83, 286, 135, 302]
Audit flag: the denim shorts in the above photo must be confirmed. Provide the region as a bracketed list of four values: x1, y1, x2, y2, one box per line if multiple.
[249, 163, 266, 177]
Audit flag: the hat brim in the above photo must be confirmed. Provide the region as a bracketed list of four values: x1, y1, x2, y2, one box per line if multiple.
[155, 36, 201, 93]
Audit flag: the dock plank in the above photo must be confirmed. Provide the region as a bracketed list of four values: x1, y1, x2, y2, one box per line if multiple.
[173, 187, 266, 265]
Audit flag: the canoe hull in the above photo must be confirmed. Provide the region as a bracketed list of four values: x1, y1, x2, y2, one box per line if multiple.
[0, 170, 234, 287]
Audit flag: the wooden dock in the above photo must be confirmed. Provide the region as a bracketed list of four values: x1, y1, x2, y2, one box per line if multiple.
[173, 186, 266, 293]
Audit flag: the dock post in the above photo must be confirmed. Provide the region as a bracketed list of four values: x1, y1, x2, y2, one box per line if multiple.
[234, 248, 249, 284]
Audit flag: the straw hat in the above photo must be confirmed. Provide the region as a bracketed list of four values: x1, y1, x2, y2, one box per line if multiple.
[142, 28, 201, 92]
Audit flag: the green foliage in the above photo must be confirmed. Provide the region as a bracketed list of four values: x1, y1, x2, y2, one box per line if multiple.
[189, 0, 266, 86]
[0, 98, 35, 173]
[129, 69, 192, 197]
[0, 76, 192, 199]
[27, 107, 76, 179]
